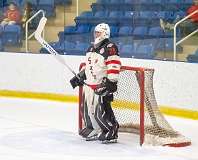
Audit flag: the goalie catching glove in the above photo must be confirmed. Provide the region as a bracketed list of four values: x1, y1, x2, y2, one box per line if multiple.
[70, 70, 86, 89]
[94, 77, 117, 96]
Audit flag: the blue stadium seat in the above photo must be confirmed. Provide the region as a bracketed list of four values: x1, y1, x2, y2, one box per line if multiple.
[140, 39, 159, 51]
[61, 41, 75, 51]
[58, 26, 78, 42]
[120, 44, 135, 58]
[75, 42, 89, 53]
[38, 0, 54, 6]
[94, 11, 108, 18]
[28, 0, 37, 5]
[157, 11, 172, 20]
[166, 0, 183, 3]
[7, 0, 23, 6]
[64, 26, 76, 34]
[156, 38, 171, 51]
[92, 11, 109, 24]
[0, 38, 4, 51]
[110, 0, 124, 4]
[58, 26, 76, 42]
[110, 26, 119, 37]
[78, 11, 93, 18]
[174, 11, 186, 19]
[109, 11, 123, 18]
[124, 0, 136, 4]
[156, 38, 182, 52]
[135, 44, 155, 59]
[148, 26, 164, 38]
[75, 25, 90, 33]
[91, 3, 105, 13]
[90, 26, 96, 34]
[139, 11, 156, 20]
[38, 0, 55, 17]
[0, 25, 3, 34]
[152, 0, 164, 4]
[134, 12, 155, 26]
[151, 0, 164, 10]
[164, 2, 178, 11]
[2, 24, 21, 45]
[118, 26, 133, 36]
[63, 42, 89, 55]
[97, 0, 109, 3]
[138, 0, 153, 4]
[183, 0, 193, 4]
[133, 26, 148, 38]
[163, 27, 181, 38]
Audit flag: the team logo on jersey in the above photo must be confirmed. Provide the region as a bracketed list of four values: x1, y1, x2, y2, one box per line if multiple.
[100, 48, 105, 54]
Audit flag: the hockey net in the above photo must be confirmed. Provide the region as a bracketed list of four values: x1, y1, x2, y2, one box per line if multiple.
[78, 65, 191, 147]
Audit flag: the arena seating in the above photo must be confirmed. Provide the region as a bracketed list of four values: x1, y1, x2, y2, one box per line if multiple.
[40, 41, 90, 55]
[3, 0, 57, 17]
[148, 26, 164, 38]
[0, 24, 22, 46]
[0, 0, 75, 50]
[0, 39, 3, 51]
[40, 0, 193, 58]
[118, 26, 133, 36]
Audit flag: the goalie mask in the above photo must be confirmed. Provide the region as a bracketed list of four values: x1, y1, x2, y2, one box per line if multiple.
[94, 23, 110, 47]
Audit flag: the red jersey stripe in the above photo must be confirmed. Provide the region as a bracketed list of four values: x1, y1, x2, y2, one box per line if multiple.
[105, 60, 121, 65]
[107, 69, 120, 74]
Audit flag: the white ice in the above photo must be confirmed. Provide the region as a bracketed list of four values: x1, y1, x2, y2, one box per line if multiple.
[0, 97, 197, 160]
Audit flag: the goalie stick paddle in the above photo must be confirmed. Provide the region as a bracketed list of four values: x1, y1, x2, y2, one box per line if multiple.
[34, 17, 77, 77]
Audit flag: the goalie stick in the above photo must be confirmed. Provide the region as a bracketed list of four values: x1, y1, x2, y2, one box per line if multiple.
[34, 17, 104, 90]
[34, 17, 77, 77]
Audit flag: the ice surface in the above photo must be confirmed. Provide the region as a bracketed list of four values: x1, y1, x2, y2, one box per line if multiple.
[0, 97, 197, 160]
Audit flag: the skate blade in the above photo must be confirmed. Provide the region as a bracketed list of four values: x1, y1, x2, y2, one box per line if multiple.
[85, 136, 98, 141]
[101, 139, 117, 144]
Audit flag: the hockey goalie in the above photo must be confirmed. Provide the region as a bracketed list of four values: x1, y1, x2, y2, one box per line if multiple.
[70, 23, 121, 144]
[34, 17, 191, 147]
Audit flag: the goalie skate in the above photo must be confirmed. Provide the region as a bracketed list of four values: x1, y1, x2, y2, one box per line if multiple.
[85, 135, 98, 141]
[101, 139, 118, 144]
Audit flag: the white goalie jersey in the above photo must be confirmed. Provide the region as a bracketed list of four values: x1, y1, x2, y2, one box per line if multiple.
[83, 39, 121, 86]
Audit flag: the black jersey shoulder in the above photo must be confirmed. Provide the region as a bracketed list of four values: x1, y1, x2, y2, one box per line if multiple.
[86, 45, 95, 52]
[87, 39, 119, 59]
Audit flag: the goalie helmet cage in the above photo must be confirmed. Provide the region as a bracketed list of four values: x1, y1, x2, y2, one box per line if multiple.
[78, 64, 191, 147]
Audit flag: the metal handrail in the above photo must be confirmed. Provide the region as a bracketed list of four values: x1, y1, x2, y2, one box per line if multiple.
[76, 0, 79, 16]
[25, 10, 45, 53]
[173, 10, 198, 61]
